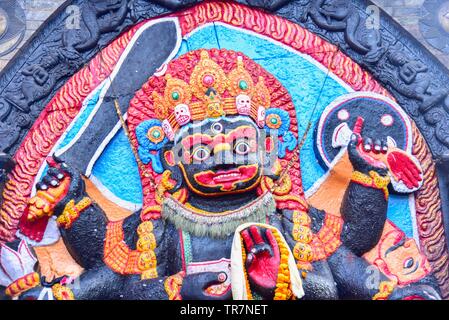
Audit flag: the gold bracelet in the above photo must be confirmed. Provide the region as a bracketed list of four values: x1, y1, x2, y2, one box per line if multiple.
[372, 280, 396, 300]
[351, 171, 390, 199]
[164, 272, 185, 300]
[52, 283, 75, 300]
[56, 197, 92, 229]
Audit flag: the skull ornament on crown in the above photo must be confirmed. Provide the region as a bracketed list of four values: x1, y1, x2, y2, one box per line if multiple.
[174, 104, 191, 126]
[236, 94, 252, 115]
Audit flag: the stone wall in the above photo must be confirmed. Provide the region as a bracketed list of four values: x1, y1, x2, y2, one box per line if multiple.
[371, 0, 449, 68]
[0, 0, 66, 70]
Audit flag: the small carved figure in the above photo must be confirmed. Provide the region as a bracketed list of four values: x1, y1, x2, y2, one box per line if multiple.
[386, 48, 448, 113]
[306, 0, 385, 62]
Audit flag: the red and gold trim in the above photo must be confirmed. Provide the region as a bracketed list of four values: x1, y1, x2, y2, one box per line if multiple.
[5, 272, 40, 297]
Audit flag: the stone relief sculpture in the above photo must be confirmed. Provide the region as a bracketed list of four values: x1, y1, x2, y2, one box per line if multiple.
[0, 0, 448, 300]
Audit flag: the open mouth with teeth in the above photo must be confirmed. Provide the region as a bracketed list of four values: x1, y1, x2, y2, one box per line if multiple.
[177, 115, 190, 125]
[193, 164, 259, 191]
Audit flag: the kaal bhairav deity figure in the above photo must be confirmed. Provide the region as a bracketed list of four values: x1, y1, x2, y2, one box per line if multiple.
[1, 49, 442, 300]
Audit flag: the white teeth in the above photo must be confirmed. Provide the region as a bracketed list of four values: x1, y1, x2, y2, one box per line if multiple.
[215, 173, 240, 179]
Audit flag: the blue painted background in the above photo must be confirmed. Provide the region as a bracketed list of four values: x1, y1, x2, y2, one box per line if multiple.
[48, 24, 414, 236]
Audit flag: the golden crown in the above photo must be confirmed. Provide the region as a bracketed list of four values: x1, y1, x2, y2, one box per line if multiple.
[152, 51, 271, 140]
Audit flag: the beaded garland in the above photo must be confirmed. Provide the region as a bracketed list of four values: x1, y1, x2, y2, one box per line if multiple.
[52, 283, 75, 300]
[372, 280, 397, 300]
[293, 211, 343, 271]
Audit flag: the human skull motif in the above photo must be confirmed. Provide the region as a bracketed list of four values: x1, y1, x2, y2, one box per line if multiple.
[161, 119, 175, 141]
[257, 106, 266, 128]
[236, 94, 251, 115]
[174, 104, 191, 126]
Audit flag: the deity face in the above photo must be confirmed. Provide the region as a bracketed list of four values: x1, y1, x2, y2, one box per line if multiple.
[171, 117, 264, 196]
[236, 94, 251, 115]
[377, 230, 431, 285]
[206, 101, 225, 118]
[174, 104, 191, 126]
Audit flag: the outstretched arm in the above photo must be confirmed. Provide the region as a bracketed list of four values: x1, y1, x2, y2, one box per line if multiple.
[25, 158, 109, 269]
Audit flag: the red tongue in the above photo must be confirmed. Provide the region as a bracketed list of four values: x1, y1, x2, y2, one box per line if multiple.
[387, 151, 423, 189]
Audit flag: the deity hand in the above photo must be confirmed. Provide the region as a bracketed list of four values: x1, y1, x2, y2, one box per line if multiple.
[180, 272, 232, 300]
[348, 133, 389, 176]
[241, 226, 280, 299]
[26, 156, 84, 222]
[348, 130, 423, 192]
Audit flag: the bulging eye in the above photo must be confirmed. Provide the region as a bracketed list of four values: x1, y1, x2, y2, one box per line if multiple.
[192, 146, 211, 161]
[403, 258, 414, 269]
[234, 140, 251, 155]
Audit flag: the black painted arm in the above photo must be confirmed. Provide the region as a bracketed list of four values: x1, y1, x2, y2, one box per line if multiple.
[340, 181, 388, 256]
[59, 202, 108, 270]
[342, 133, 390, 256]
[29, 160, 110, 270]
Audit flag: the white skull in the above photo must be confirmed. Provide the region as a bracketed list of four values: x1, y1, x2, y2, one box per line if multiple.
[235, 94, 251, 115]
[161, 119, 175, 141]
[174, 104, 191, 126]
[257, 106, 266, 128]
